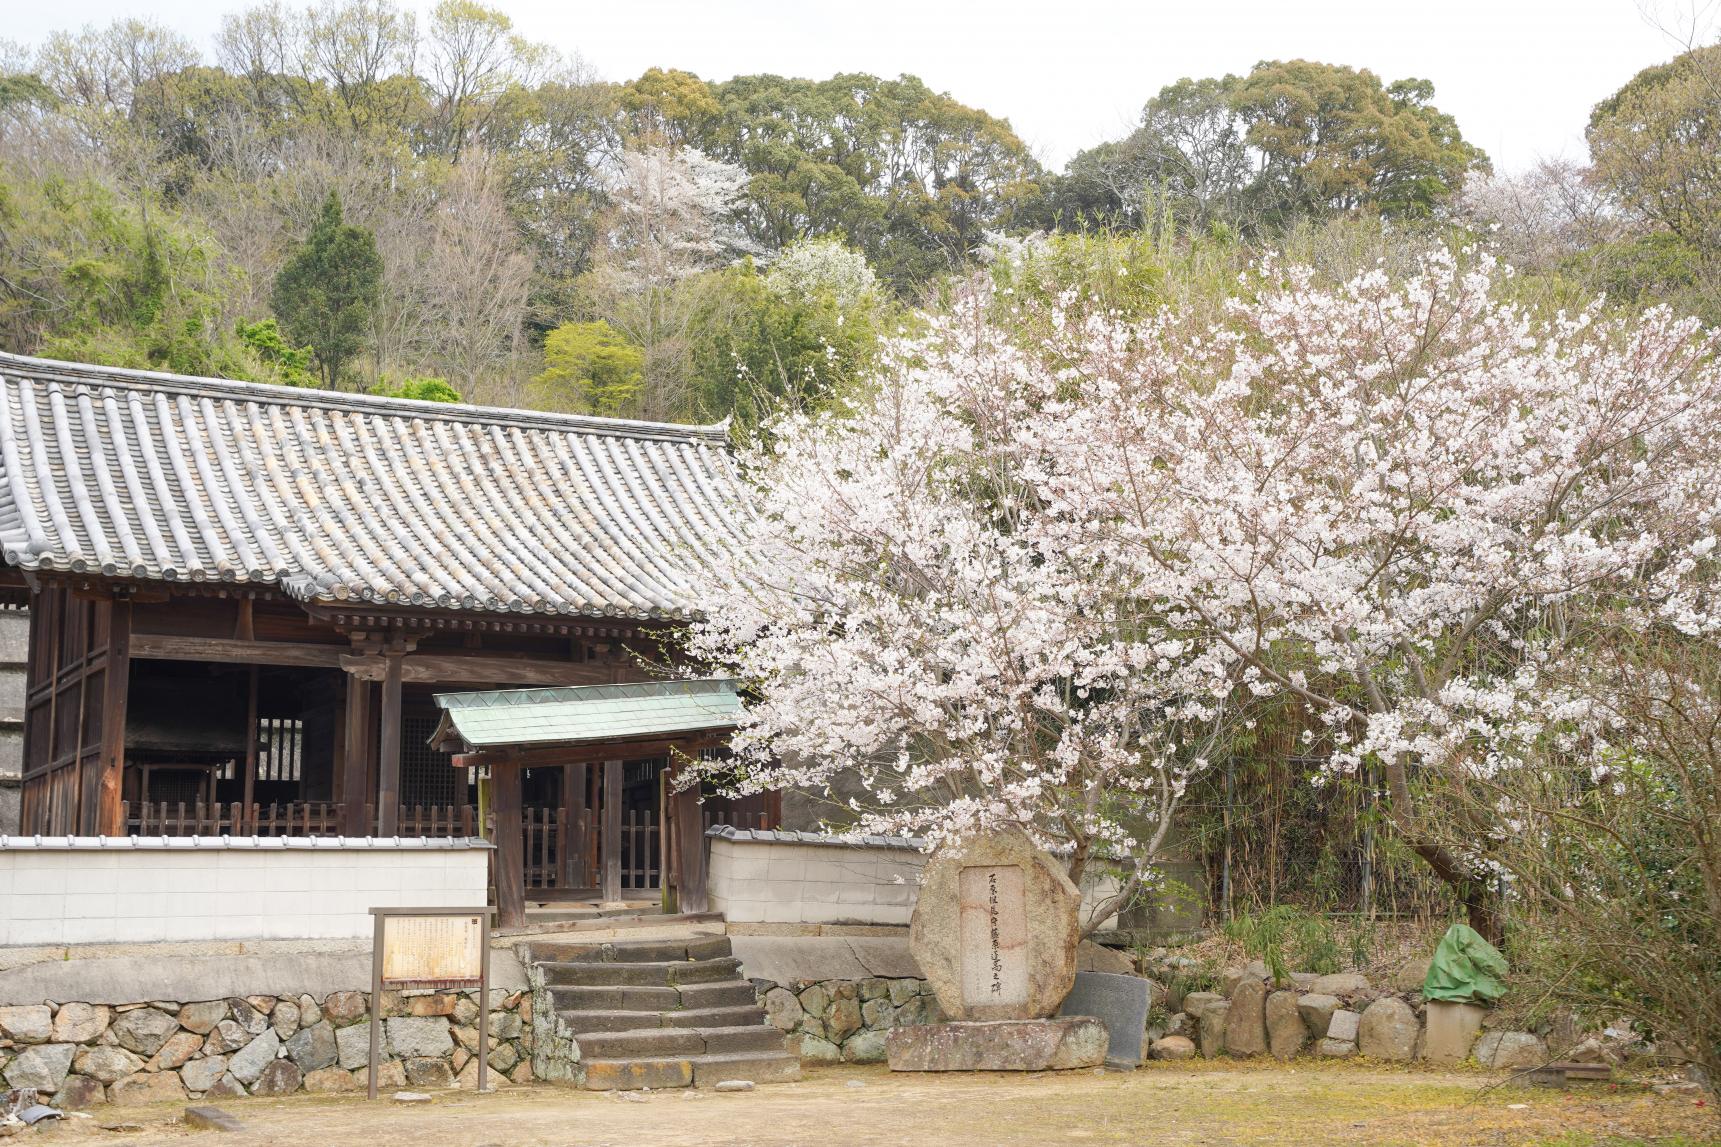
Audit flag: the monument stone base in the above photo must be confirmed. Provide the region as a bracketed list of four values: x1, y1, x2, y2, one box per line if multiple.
[885, 1018, 1108, 1072]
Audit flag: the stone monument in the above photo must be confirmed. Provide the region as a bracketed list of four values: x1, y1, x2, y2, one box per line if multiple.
[886, 827, 1106, 1072]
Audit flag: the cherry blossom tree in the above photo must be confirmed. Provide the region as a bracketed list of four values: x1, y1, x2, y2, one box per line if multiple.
[1040, 249, 1721, 937]
[684, 303, 1243, 930]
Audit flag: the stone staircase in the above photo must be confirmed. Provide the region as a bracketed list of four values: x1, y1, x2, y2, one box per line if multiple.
[531, 935, 800, 1090]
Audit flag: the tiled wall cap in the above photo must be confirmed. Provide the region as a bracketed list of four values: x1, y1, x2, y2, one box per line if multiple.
[704, 825, 927, 850]
[0, 834, 495, 850]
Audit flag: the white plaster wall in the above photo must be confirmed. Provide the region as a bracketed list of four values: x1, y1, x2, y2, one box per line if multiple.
[707, 835, 1129, 930]
[0, 838, 490, 946]
[708, 837, 924, 926]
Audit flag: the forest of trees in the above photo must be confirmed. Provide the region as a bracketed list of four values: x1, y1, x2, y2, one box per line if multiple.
[0, 2, 1716, 424]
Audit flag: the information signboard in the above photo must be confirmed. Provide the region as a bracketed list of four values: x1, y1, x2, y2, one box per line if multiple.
[367, 907, 494, 1098]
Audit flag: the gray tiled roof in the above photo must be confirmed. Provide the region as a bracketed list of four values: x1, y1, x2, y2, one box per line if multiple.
[0, 353, 746, 619]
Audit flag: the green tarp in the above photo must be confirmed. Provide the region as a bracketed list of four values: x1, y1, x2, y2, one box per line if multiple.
[1422, 922, 1509, 1004]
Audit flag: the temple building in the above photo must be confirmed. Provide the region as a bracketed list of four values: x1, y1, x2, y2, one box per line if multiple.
[0, 351, 777, 918]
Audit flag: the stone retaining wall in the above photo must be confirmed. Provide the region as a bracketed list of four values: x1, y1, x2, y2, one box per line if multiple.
[0, 987, 534, 1108]
[1144, 958, 1614, 1070]
[752, 975, 941, 1064]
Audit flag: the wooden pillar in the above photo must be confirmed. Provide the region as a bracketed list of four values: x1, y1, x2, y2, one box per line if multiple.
[491, 759, 525, 929]
[376, 651, 403, 836]
[561, 763, 588, 889]
[241, 665, 260, 813]
[601, 758, 622, 903]
[340, 675, 372, 836]
[670, 766, 708, 914]
[96, 598, 132, 836]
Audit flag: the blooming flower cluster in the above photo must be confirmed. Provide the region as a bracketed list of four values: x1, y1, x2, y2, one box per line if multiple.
[689, 246, 1721, 917]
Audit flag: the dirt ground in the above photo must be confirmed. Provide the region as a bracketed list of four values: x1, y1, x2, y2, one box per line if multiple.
[22, 1061, 1720, 1147]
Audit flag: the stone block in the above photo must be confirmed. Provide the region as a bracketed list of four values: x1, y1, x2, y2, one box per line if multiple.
[177, 1002, 227, 1036]
[1474, 1030, 1546, 1070]
[51, 1003, 110, 1044]
[1326, 1008, 1361, 1043]
[1309, 973, 1371, 998]
[583, 1058, 690, 1090]
[1394, 957, 1433, 994]
[251, 1059, 303, 1096]
[286, 1022, 338, 1072]
[184, 1106, 245, 1132]
[271, 1001, 302, 1041]
[0, 1004, 54, 1044]
[149, 1031, 205, 1072]
[202, 1020, 251, 1055]
[1265, 991, 1307, 1061]
[226, 1029, 280, 1085]
[1317, 1037, 1357, 1058]
[885, 1018, 1107, 1071]
[1422, 1001, 1487, 1066]
[861, 998, 895, 1029]
[1181, 991, 1224, 1023]
[1149, 1035, 1196, 1060]
[1224, 978, 1268, 1057]
[1295, 993, 1341, 1038]
[51, 1075, 107, 1110]
[73, 1045, 144, 1084]
[1058, 971, 1151, 1067]
[1199, 1000, 1230, 1058]
[405, 1057, 454, 1089]
[335, 1022, 373, 1071]
[205, 1074, 248, 1099]
[322, 991, 368, 1024]
[180, 1055, 230, 1093]
[304, 1066, 362, 1093]
[1357, 998, 1418, 1061]
[762, 987, 803, 1032]
[825, 997, 862, 1042]
[109, 1070, 187, 1105]
[227, 999, 269, 1036]
[788, 1033, 840, 1062]
[406, 994, 457, 1018]
[4, 1043, 76, 1091]
[111, 1008, 181, 1057]
[488, 1041, 519, 1073]
[842, 1029, 889, 1063]
[388, 1017, 453, 1059]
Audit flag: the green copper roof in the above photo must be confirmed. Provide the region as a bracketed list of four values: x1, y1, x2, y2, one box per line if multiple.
[431, 678, 742, 751]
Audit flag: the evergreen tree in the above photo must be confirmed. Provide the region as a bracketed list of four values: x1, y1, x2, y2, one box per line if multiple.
[271, 191, 383, 387]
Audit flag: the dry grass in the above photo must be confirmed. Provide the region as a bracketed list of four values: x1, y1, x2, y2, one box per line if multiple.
[35, 1061, 1718, 1147]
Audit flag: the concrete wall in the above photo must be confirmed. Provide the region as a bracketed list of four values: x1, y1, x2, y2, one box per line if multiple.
[0, 607, 26, 837]
[706, 829, 1127, 930]
[0, 837, 491, 946]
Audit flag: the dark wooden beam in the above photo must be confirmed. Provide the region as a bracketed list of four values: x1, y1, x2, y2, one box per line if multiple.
[344, 652, 618, 686]
[241, 665, 259, 811]
[376, 651, 404, 836]
[132, 634, 346, 668]
[340, 675, 372, 836]
[491, 760, 526, 929]
[601, 758, 622, 903]
[96, 598, 132, 836]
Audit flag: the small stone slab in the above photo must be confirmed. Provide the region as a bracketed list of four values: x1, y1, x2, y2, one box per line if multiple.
[393, 1091, 434, 1104]
[182, 1107, 245, 1133]
[885, 1018, 1107, 1072]
[713, 1080, 754, 1093]
[1057, 971, 1150, 1067]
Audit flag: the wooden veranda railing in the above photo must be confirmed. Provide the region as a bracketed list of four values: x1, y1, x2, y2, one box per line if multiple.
[122, 801, 479, 838]
[621, 808, 660, 891]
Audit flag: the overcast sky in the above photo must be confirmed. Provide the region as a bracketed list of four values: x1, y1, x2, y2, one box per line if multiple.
[5, 0, 1709, 174]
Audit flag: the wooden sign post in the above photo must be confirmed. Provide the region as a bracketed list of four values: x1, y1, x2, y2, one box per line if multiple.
[367, 906, 494, 1099]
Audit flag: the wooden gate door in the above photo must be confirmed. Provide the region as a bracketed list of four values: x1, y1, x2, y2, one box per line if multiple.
[20, 587, 131, 835]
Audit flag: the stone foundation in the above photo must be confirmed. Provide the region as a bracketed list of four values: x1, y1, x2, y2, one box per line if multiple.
[0, 987, 534, 1108]
[885, 1018, 1108, 1072]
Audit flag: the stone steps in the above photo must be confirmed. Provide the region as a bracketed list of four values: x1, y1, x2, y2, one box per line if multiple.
[576, 1024, 789, 1059]
[527, 933, 800, 1090]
